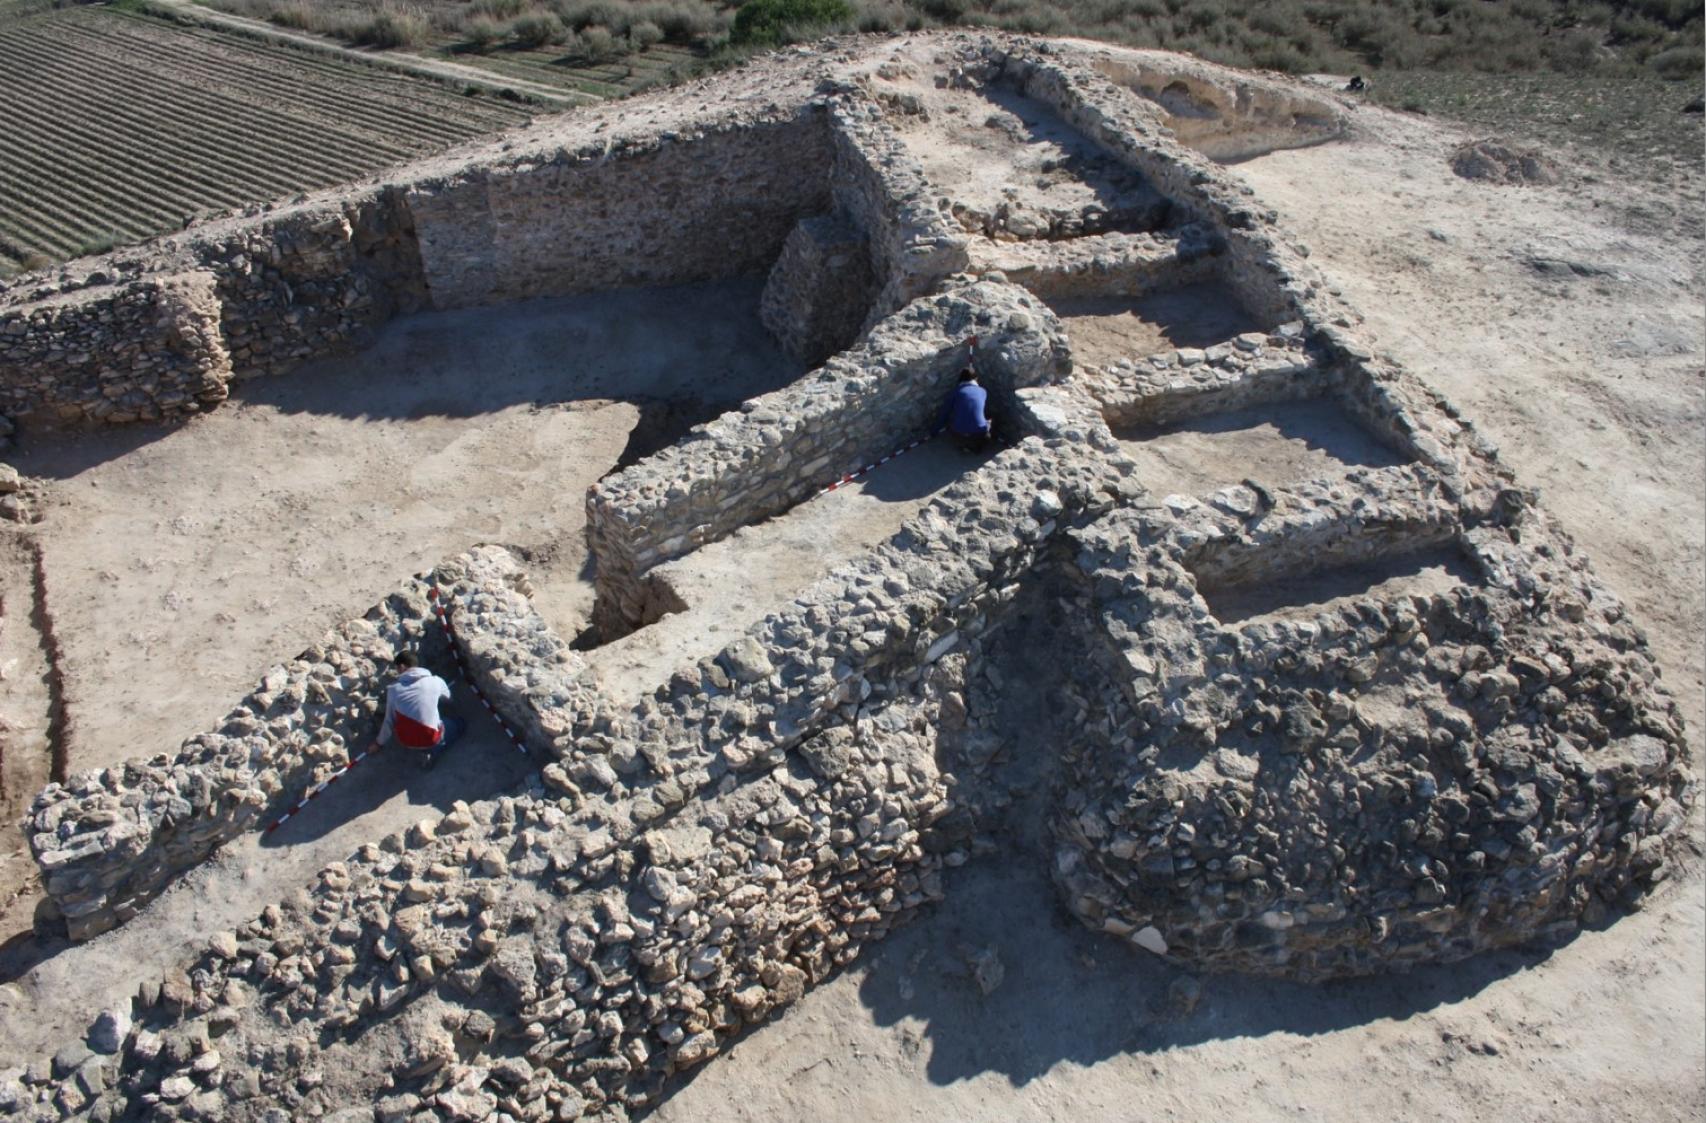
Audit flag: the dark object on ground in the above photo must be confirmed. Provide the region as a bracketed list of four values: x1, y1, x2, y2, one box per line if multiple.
[1684, 94, 1704, 114]
[1451, 140, 1562, 186]
[1344, 75, 1367, 93]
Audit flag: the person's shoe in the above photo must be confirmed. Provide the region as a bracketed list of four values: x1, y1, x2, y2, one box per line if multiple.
[416, 749, 437, 772]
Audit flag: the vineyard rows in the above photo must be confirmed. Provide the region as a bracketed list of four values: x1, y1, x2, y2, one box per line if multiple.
[0, 6, 537, 271]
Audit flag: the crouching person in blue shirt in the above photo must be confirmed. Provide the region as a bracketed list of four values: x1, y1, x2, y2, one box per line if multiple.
[938, 367, 994, 453]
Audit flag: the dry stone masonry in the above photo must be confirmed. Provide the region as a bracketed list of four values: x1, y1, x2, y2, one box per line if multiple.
[3, 30, 1692, 1123]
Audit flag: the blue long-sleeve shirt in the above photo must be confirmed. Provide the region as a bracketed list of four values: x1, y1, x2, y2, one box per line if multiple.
[938, 382, 990, 436]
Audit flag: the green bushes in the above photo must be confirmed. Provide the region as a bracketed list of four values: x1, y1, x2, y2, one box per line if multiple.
[347, 7, 429, 48]
[1649, 42, 1703, 78]
[189, 0, 1702, 83]
[459, 15, 505, 50]
[730, 0, 853, 46]
[509, 10, 567, 44]
[579, 23, 618, 56]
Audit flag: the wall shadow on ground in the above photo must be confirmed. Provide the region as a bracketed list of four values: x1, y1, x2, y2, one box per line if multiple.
[12, 277, 805, 480]
[848, 850, 1563, 1092]
[258, 686, 536, 849]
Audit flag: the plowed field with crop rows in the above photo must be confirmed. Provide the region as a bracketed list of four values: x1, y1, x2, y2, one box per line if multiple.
[0, 5, 536, 274]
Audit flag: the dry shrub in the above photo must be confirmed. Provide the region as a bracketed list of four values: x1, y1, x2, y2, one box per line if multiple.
[576, 22, 618, 59]
[346, 4, 431, 48]
[628, 18, 663, 48]
[510, 10, 568, 45]
[461, 15, 507, 50]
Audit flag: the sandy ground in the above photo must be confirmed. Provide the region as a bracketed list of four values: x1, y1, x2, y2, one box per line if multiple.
[1114, 396, 1407, 498]
[1050, 281, 1267, 367]
[0, 276, 799, 952]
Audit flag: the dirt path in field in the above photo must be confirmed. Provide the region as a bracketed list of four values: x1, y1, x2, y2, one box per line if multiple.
[0, 276, 798, 957]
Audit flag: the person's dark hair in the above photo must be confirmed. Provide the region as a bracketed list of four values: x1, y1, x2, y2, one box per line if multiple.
[393, 651, 418, 670]
[958, 367, 977, 383]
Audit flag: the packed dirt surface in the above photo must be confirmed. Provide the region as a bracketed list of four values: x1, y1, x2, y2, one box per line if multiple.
[1114, 396, 1408, 498]
[1049, 281, 1268, 368]
[0, 276, 798, 950]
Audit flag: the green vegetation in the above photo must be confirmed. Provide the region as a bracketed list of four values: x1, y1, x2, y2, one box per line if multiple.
[178, 0, 1701, 89]
[730, 0, 850, 46]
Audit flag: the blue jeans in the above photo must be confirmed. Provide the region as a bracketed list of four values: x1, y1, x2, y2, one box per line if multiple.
[438, 716, 466, 751]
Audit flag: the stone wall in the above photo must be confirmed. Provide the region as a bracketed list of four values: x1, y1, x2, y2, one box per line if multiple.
[1081, 320, 1319, 427]
[21, 554, 520, 941]
[583, 280, 1071, 637]
[760, 213, 877, 367]
[0, 188, 428, 424]
[970, 223, 1222, 302]
[828, 98, 972, 324]
[991, 42, 1333, 333]
[0, 272, 230, 425]
[10, 439, 1139, 1119]
[0, 83, 848, 427]
[406, 114, 835, 309]
[198, 188, 430, 382]
[1050, 473, 1693, 981]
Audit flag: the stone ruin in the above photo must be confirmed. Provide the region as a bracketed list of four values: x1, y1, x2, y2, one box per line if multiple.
[0, 32, 1693, 1123]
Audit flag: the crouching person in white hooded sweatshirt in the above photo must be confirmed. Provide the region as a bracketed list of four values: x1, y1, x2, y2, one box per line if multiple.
[371, 650, 465, 770]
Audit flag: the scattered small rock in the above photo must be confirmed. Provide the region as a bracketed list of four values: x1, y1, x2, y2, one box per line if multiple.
[87, 1009, 129, 1055]
[1450, 140, 1561, 186]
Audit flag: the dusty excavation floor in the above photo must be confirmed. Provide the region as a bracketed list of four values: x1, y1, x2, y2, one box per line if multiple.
[0, 277, 801, 954]
[1049, 281, 1266, 368]
[871, 49, 1165, 239]
[1115, 396, 1409, 498]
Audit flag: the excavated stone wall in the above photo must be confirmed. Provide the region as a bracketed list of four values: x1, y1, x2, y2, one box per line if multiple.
[828, 98, 973, 324]
[1053, 489, 1691, 980]
[970, 223, 1222, 301]
[0, 192, 428, 425]
[3, 29, 1697, 1123]
[0, 271, 231, 425]
[583, 280, 1070, 638]
[760, 214, 876, 366]
[992, 44, 1331, 333]
[0, 83, 864, 427]
[24, 566, 464, 941]
[12, 441, 1131, 1120]
[405, 115, 834, 309]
